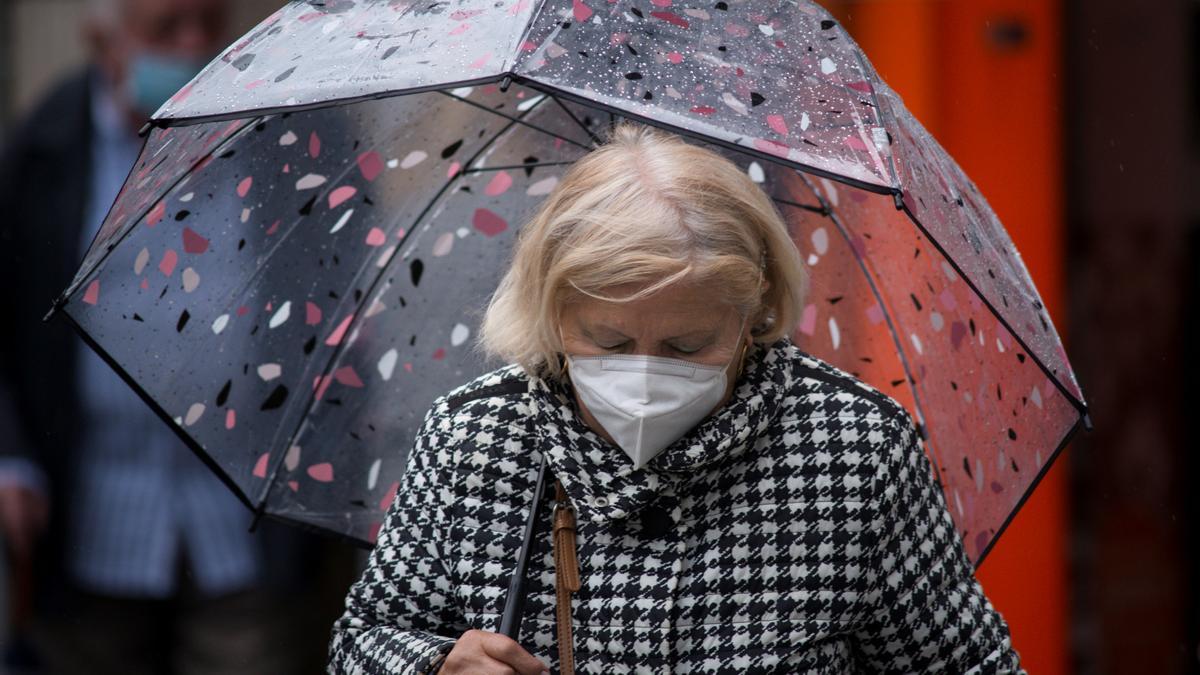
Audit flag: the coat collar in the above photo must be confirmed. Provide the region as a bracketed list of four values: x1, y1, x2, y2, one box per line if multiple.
[527, 337, 797, 525]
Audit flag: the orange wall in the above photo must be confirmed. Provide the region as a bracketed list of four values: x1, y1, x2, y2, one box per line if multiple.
[828, 2, 1070, 673]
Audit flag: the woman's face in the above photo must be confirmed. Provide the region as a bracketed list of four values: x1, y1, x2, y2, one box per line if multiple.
[558, 279, 751, 396]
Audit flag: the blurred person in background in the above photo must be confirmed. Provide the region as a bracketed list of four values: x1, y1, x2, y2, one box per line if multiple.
[0, 1, 341, 673]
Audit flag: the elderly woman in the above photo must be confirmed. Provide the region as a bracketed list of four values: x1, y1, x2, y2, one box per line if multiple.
[327, 123, 1022, 674]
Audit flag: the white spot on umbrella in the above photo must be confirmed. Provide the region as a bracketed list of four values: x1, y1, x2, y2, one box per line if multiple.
[811, 227, 829, 255]
[182, 267, 200, 293]
[268, 301, 291, 328]
[367, 458, 382, 491]
[279, 131, 298, 146]
[432, 232, 454, 257]
[378, 348, 398, 381]
[285, 445, 301, 472]
[295, 173, 327, 190]
[257, 363, 282, 381]
[450, 87, 474, 98]
[134, 247, 150, 275]
[211, 313, 229, 335]
[527, 176, 558, 196]
[184, 403, 205, 426]
[721, 92, 748, 116]
[747, 162, 764, 183]
[757, 23, 774, 35]
[400, 151, 427, 169]
[820, 57, 837, 74]
[800, 112, 811, 131]
[330, 209, 354, 234]
[450, 323, 470, 347]
[828, 317, 840, 350]
[516, 94, 545, 112]
[910, 332, 924, 355]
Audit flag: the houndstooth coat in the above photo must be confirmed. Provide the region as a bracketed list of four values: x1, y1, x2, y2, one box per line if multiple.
[327, 337, 1023, 674]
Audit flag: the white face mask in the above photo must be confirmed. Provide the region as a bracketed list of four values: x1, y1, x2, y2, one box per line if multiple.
[563, 326, 748, 470]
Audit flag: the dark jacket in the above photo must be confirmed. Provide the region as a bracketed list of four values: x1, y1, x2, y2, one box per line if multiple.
[328, 338, 1023, 673]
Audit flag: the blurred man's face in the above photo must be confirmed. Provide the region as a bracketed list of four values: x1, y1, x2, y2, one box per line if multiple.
[89, 0, 229, 120]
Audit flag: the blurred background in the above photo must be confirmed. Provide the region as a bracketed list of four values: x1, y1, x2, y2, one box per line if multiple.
[0, 0, 1195, 673]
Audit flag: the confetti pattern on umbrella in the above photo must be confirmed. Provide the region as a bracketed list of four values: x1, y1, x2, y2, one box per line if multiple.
[53, 0, 1086, 563]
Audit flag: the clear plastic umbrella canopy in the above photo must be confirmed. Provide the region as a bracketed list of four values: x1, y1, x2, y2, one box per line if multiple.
[48, 0, 1087, 562]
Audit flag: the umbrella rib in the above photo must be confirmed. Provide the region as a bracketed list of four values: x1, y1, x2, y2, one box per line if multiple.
[460, 161, 576, 174]
[547, 94, 604, 146]
[795, 172, 932, 439]
[770, 195, 827, 215]
[436, 90, 593, 151]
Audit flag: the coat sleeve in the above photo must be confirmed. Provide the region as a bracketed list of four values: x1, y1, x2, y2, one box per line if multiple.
[327, 401, 465, 674]
[851, 412, 1025, 674]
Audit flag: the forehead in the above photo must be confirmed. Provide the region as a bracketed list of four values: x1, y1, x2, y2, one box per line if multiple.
[562, 281, 739, 332]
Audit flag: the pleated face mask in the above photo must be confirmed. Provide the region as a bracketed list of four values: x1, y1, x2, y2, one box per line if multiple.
[564, 324, 748, 470]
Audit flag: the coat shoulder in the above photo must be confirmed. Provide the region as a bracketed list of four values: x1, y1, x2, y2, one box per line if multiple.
[431, 363, 533, 418]
[780, 343, 916, 434]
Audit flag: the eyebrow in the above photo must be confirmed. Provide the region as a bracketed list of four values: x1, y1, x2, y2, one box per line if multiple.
[580, 324, 717, 342]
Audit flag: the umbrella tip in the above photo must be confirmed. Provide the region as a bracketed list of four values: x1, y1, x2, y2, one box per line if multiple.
[892, 192, 905, 211]
[1082, 414, 1094, 432]
[41, 296, 66, 323]
[499, 75, 512, 93]
[138, 121, 153, 138]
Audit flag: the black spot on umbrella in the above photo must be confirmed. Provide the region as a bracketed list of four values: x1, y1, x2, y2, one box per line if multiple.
[643, 91, 654, 100]
[820, 19, 836, 30]
[968, 318, 976, 335]
[561, 20, 571, 29]
[238, 238, 246, 251]
[1011, 458, 1020, 472]
[522, 156, 539, 177]
[349, 431, 361, 441]
[353, 288, 363, 302]
[328, 290, 339, 299]
[802, 138, 818, 147]
[249, 324, 259, 335]
[382, 45, 399, 60]
[890, 379, 904, 387]
[303, 335, 316, 354]
[1007, 428, 1017, 441]
[299, 195, 316, 216]
[750, 92, 765, 106]
[1016, 352, 1026, 363]
[275, 66, 296, 83]
[159, 286, 168, 299]
[717, 45, 727, 52]
[132, 313, 143, 322]
[349, 499, 367, 508]
[176, 309, 190, 332]
[950, 381, 958, 390]
[242, 363, 249, 375]
[218, 149, 235, 159]
[260, 385, 288, 411]
[962, 457, 973, 479]
[624, 72, 642, 80]
[827, 295, 843, 304]
[231, 53, 255, 71]
[625, 44, 638, 56]
[254, 121, 266, 132]
[216, 380, 231, 406]
[409, 335, 417, 346]
[410, 259, 424, 287]
[441, 139, 463, 159]
[629, 6, 643, 17]
[910, 293, 922, 311]
[175, 210, 190, 221]
[714, 1, 727, 9]
[996, 384, 1003, 401]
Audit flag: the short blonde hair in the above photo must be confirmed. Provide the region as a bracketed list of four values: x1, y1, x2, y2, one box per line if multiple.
[478, 121, 808, 378]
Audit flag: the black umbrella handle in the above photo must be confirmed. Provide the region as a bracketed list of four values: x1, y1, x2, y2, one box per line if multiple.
[498, 452, 550, 640]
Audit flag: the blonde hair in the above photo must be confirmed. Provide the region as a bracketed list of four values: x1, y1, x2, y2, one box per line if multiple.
[478, 121, 808, 378]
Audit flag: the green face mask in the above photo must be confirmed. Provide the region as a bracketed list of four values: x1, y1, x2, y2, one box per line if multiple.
[126, 51, 207, 118]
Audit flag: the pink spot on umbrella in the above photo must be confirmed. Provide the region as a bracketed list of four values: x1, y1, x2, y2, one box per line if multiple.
[379, 482, 400, 511]
[328, 186, 357, 209]
[140, 278, 149, 290]
[182, 227, 209, 254]
[650, 10, 688, 27]
[473, 208, 508, 237]
[865, 303, 885, 325]
[236, 305, 249, 316]
[468, 52, 491, 69]
[245, 79, 266, 90]
[253, 452, 269, 478]
[305, 301, 322, 325]
[610, 32, 628, 45]
[449, 22, 469, 35]
[433, 348, 446, 361]
[225, 409, 236, 429]
[846, 80, 874, 93]
[572, 0, 593, 21]
[724, 22, 749, 37]
[333, 366, 364, 387]
[264, 301, 273, 311]
[236, 176, 253, 198]
[690, 105, 716, 115]
[950, 321, 968, 350]
[147, 201, 166, 227]
[798, 304, 817, 335]
[403, 363, 413, 373]
[938, 288, 958, 311]
[519, 39, 537, 50]
[447, 162, 461, 179]
[365, 227, 387, 246]
[308, 131, 321, 158]
[266, 219, 281, 235]
[666, 51, 683, 64]
[484, 171, 513, 196]
[325, 313, 355, 346]
[509, 0, 530, 15]
[313, 374, 333, 401]
[753, 138, 791, 158]
[450, 8, 484, 19]
[766, 114, 788, 136]
[845, 135, 869, 151]
[282, 163, 290, 173]
[357, 151, 384, 181]
[287, 480, 299, 492]
[307, 463, 334, 482]
[651, 0, 671, 6]
[159, 249, 178, 276]
[82, 280, 100, 305]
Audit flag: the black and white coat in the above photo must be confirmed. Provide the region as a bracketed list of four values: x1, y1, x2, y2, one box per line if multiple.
[327, 337, 1023, 674]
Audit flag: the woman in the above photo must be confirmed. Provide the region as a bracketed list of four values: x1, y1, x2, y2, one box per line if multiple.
[327, 122, 1023, 674]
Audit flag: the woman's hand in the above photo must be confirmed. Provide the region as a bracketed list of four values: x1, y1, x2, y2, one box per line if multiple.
[439, 629, 549, 675]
